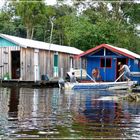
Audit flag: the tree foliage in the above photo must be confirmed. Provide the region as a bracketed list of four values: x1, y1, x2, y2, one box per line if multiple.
[9, 0, 46, 39]
[0, 0, 140, 53]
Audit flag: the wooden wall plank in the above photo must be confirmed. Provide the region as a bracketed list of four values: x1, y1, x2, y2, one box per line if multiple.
[0, 48, 4, 78]
[0, 45, 80, 81]
[25, 48, 31, 81]
[21, 48, 26, 80]
[39, 50, 44, 78]
[30, 48, 34, 81]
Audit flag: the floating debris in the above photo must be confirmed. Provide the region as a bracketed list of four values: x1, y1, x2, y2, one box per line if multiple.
[122, 93, 140, 102]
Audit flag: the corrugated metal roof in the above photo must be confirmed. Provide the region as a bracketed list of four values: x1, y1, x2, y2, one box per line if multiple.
[0, 34, 83, 55]
[78, 44, 140, 59]
[108, 44, 140, 59]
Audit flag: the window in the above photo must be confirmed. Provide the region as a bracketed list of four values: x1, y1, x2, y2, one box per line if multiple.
[100, 58, 111, 68]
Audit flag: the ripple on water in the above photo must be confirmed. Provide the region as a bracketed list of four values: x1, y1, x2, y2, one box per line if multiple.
[0, 88, 140, 139]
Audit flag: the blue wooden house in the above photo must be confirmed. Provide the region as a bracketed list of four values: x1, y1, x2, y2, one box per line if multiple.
[78, 44, 140, 83]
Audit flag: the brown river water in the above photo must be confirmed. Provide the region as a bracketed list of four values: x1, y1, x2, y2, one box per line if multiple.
[0, 87, 140, 139]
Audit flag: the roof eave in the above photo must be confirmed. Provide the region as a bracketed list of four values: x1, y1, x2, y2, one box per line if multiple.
[77, 44, 136, 59]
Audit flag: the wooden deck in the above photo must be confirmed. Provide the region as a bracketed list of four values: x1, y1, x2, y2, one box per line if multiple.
[0, 80, 59, 88]
[0, 79, 139, 90]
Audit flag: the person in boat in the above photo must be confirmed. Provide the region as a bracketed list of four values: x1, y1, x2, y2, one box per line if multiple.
[70, 72, 77, 83]
[92, 68, 102, 82]
[118, 64, 131, 81]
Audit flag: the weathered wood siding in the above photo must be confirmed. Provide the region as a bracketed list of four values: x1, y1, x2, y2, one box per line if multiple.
[38, 50, 79, 79]
[20, 48, 34, 81]
[58, 52, 69, 78]
[0, 46, 20, 79]
[0, 46, 80, 81]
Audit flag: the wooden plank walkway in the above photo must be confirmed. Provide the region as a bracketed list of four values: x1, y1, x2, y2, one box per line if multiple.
[0, 80, 59, 88]
[0, 79, 139, 91]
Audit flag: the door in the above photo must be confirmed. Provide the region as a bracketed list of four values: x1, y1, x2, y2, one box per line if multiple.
[34, 49, 40, 81]
[11, 51, 20, 79]
[53, 53, 58, 77]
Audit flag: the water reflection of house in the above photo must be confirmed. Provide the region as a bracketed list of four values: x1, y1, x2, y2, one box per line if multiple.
[78, 44, 140, 83]
[18, 88, 52, 126]
[0, 34, 83, 81]
[8, 87, 20, 118]
[73, 95, 131, 138]
[0, 88, 10, 120]
[73, 92, 131, 127]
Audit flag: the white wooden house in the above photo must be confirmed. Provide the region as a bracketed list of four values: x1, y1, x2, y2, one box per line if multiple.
[0, 34, 83, 81]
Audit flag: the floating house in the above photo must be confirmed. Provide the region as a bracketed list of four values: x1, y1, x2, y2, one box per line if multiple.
[78, 44, 140, 83]
[0, 34, 83, 81]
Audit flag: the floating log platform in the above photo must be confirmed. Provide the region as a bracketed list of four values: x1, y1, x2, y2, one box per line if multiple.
[132, 86, 140, 93]
[122, 93, 140, 102]
[0, 80, 59, 88]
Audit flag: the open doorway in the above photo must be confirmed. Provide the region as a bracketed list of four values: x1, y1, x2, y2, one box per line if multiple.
[11, 51, 20, 79]
[116, 58, 127, 79]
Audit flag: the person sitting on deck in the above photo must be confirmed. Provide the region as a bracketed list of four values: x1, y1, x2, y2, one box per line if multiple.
[118, 64, 131, 81]
[70, 72, 77, 83]
[92, 68, 102, 82]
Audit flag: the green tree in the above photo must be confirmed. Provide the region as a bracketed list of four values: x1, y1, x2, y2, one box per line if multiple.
[0, 0, 140, 53]
[77, 1, 140, 52]
[62, 14, 96, 50]
[33, 5, 56, 42]
[10, 0, 46, 39]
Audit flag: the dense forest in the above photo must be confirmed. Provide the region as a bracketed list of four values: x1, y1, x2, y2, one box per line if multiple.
[0, 0, 140, 53]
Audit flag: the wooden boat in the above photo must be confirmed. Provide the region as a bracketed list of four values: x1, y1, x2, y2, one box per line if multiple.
[131, 72, 140, 77]
[59, 69, 138, 90]
[62, 81, 137, 90]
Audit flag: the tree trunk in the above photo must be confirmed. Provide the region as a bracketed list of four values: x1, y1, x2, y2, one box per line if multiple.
[31, 27, 34, 40]
[26, 27, 31, 39]
[26, 25, 34, 39]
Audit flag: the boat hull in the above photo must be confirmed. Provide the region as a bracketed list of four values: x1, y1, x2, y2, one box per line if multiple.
[64, 81, 137, 90]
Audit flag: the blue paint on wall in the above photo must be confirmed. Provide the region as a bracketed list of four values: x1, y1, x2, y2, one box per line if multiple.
[87, 57, 100, 80]
[80, 44, 140, 84]
[84, 48, 140, 84]
[0, 38, 17, 47]
[87, 56, 116, 82]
